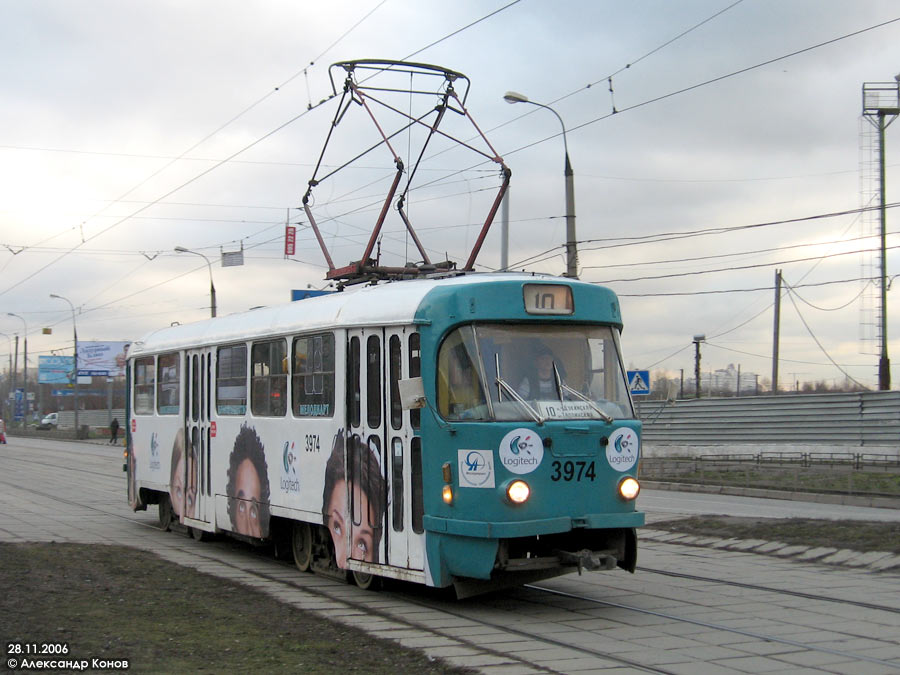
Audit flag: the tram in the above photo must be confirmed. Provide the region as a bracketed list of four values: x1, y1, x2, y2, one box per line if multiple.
[126, 273, 644, 595]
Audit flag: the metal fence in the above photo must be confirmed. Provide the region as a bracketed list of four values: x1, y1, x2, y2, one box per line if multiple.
[635, 391, 900, 447]
[639, 454, 900, 498]
[55, 409, 125, 430]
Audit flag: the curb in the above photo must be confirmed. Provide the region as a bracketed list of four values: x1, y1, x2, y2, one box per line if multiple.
[640, 527, 900, 572]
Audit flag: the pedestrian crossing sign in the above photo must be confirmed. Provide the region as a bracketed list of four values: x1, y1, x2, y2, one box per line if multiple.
[627, 370, 650, 396]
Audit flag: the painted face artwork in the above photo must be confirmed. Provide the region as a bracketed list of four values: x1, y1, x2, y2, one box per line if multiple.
[226, 424, 270, 538]
[349, 480, 376, 563]
[321, 430, 386, 570]
[185, 446, 198, 519]
[127, 445, 138, 510]
[234, 458, 262, 537]
[325, 478, 376, 569]
[169, 428, 186, 517]
[326, 479, 348, 568]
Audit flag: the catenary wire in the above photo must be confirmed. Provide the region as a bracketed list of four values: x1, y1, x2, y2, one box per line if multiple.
[0, 2, 524, 300]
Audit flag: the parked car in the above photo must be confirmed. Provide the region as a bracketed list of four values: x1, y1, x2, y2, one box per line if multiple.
[38, 412, 58, 430]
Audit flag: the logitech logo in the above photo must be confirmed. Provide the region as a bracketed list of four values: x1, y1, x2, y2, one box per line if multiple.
[499, 428, 544, 475]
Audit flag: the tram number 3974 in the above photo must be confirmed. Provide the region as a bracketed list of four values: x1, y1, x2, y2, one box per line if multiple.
[550, 460, 596, 482]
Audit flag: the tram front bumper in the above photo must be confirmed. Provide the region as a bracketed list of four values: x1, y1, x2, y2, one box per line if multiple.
[422, 510, 644, 539]
[424, 512, 643, 586]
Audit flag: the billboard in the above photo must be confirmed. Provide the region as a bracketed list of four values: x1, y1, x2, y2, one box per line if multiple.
[38, 355, 75, 384]
[77, 341, 130, 377]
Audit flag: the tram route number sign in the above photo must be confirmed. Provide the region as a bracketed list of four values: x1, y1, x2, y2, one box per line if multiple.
[626, 370, 650, 396]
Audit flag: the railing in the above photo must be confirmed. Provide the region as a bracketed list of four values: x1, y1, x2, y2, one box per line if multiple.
[695, 451, 900, 470]
[639, 453, 900, 498]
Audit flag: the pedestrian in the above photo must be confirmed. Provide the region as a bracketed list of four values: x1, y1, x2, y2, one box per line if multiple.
[109, 417, 120, 444]
[0, 417, 6, 444]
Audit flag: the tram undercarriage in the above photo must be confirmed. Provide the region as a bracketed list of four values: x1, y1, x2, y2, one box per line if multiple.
[453, 528, 638, 598]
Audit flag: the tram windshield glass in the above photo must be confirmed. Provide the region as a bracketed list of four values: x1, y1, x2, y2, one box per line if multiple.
[437, 324, 634, 422]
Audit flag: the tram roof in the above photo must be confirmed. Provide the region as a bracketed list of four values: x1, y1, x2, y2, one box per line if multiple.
[129, 273, 609, 356]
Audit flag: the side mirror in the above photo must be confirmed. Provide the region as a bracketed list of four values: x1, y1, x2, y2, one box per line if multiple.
[398, 377, 426, 410]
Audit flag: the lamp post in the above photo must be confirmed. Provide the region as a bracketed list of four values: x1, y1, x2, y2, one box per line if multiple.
[175, 246, 217, 318]
[50, 294, 78, 435]
[0, 332, 12, 423]
[503, 91, 578, 278]
[693, 334, 706, 399]
[7, 313, 27, 427]
[6, 312, 28, 429]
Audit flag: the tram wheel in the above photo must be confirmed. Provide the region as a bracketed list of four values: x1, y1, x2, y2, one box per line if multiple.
[351, 570, 381, 591]
[190, 527, 206, 542]
[158, 495, 174, 531]
[292, 522, 313, 573]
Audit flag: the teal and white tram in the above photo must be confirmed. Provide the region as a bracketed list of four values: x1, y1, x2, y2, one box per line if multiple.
[126, 273, 643, 595]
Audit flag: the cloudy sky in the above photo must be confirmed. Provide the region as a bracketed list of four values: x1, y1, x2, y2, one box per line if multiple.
[1, 0, 898, 392]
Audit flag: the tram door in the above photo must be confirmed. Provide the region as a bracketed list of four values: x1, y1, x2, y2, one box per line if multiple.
[385, 328, 424, 571]
[346, 328, 424, 571]
[185, 348, 212, 525]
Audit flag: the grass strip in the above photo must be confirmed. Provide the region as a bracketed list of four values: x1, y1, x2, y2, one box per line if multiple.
[0, 542, 473, 674]
[649, 516, 900, 554]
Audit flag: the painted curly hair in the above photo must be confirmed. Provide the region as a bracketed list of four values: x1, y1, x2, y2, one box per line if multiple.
[226, 423, 271, 534]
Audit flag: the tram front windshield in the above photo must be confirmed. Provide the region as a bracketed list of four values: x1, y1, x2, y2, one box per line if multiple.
[437, 324, 634, 422]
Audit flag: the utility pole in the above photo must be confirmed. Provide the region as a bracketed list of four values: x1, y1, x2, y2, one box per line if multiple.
[772, 269, 782, 395]
[500, 186, 509, 271]
[11, 335, 18, 421]
[862, 78, 898, 390]
[693, 334, 705, 399]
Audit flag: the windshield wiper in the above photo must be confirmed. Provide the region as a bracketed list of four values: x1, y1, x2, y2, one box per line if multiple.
[495, 353, 544, 424]
[553, 363, 614, 423]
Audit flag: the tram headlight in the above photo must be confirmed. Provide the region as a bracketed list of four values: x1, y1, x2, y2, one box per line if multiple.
[506, 479, 531, 505]
[617, 476, 640, 501]
[442, 484, 454, 505]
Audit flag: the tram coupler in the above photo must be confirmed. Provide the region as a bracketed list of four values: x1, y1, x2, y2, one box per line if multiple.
[555, 549, 617, 574]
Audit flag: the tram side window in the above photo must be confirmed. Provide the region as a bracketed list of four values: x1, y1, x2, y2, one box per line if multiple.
[366, 335, 381, 428]
[216, 344, 247, 415]
[411, 437, 423, 534]
[391, 438, 404, 532]
[348, 337, 360, 428]
[157, 353, 180, 415]
[292, 333, 335, 418]
[191, 355, 200, 423]
[251, 339, 287, 417]
[389, 335, 402, 430]
[134, 356, 155, 414]
[408, 333, 420, 430]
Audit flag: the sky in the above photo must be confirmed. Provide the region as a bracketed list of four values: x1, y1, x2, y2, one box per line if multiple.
[1, 0, 898, 393]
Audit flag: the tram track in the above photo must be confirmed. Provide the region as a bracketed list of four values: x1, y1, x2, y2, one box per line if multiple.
[221, 552, 671, 674]
[0, 471, 668, 673]
[523, 583, 900, 669]
[4, 446, 899, 673]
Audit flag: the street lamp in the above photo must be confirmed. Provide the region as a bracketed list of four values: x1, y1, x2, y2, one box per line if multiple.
[50, 294, 79, 435]
[693, 334, 706, 399]
[175, 246, 217, 318]
[7, 313, 28, 427]
[0, 332, 12, 423]
[503, 91, 578, 278]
